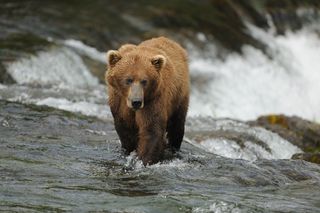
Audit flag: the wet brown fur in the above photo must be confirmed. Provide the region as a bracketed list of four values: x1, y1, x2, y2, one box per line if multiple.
[105, 37, 189, 165]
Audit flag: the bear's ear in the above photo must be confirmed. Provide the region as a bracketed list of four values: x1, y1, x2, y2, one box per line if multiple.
[151, 55, 166, 71]
[106, 50, 122, 67]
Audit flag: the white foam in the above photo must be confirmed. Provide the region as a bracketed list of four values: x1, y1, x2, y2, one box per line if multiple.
[189, 21, 320, 122]
[124, 152, 189, 170]
[5, 47, 99, 89]
[36, 97, 111, 119]
[193, 201, 241, 213]
[196, 32, 207, 42]
[194, 138, 273, 161]
[63, 39, 106, 63]
[0, 83, 7, 89]
[85, 129, 107, 136]
[186, 119, 302, 160]
[149, 159, 189, 169]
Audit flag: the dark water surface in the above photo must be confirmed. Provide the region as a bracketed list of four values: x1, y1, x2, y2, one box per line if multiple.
[1, 101, 320, 212]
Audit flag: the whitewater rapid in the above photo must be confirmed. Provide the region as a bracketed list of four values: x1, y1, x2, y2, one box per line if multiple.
[188, 22, 320, 121]
[1, 20, 319, 160]
[4, 22, 320, 122]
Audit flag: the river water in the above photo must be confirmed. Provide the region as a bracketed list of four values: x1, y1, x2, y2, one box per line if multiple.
[1, 1, 320, 212]
[1, 101, 320, 212]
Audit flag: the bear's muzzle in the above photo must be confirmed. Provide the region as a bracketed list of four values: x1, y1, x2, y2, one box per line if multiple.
[127, 83, 144, 110]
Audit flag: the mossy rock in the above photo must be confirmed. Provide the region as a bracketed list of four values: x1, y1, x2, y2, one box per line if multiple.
[292, 152, 320, 164]
[249, 115, 320, 153]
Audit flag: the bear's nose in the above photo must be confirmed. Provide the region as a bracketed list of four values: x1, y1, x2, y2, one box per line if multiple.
[132, 100, 142, 109]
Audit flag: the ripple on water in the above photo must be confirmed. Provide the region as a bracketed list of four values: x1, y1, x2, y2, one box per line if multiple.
[1, 101, 320, 212]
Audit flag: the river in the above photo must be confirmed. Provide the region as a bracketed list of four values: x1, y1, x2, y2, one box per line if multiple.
[0, 1, 320, 212]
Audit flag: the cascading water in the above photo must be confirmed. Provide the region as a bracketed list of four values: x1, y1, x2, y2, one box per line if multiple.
[1, 2, 320, 212]
[188, 22, 320, 122]
[1, 17, 319, 160]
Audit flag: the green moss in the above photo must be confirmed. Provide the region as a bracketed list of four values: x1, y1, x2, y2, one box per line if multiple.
[304, 146, 320, 153]
[266, 115, 289, 128]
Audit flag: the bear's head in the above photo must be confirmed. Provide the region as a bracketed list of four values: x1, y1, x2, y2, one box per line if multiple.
[106, 48, 166, 110]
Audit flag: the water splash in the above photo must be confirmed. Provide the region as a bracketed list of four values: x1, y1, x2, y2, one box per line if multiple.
[63, 39, 106, 63]
[1, 21, 318, 161]
[193, 201, 241, 213]
[189, 22, 320, 122]
[36, 97, 112, 119]
[186, 119, 302, 160]
[5, 47, 99, 89]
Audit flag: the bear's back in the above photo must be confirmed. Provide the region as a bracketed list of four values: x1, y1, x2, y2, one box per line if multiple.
[139, 37, 188, 66]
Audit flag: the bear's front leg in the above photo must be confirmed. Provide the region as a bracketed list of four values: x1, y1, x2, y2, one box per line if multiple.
[135, 110, 166, 165]
[113, 117, 139, 154]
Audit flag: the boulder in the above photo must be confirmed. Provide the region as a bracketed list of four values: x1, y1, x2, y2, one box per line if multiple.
[249, 115, 320, 164]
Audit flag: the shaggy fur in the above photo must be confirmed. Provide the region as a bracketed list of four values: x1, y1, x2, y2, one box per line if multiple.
[105, 37, 189, 165]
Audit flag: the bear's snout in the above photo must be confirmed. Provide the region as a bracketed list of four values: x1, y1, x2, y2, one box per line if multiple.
[132, 100, 143, 110]
[127, 98, 144, 110]
[127, 83, 144, 110]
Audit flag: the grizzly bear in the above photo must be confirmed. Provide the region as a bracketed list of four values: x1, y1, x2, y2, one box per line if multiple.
[105, 37, 189, 165]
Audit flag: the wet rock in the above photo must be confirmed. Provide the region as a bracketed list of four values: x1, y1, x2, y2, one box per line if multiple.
[249, 115, 320, 152]
[80, 56, 106, 83]
[0, 62, 14, 84]
[249, 114, 320, 164]
[261, 0, 320, 34]
[292, 153, 320, 164]
[1, 0, 318, 57]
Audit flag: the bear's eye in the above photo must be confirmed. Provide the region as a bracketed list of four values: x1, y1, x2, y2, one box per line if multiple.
[125, 78, 133, 85]
[141, 79, 147, 86]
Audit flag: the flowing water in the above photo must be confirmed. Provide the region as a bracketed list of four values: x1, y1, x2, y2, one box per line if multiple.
[1, 1, 320, 212]
[1, 101, 320, 212]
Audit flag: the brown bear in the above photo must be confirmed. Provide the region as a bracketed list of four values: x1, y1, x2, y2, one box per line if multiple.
[105, 37, 189, 165]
